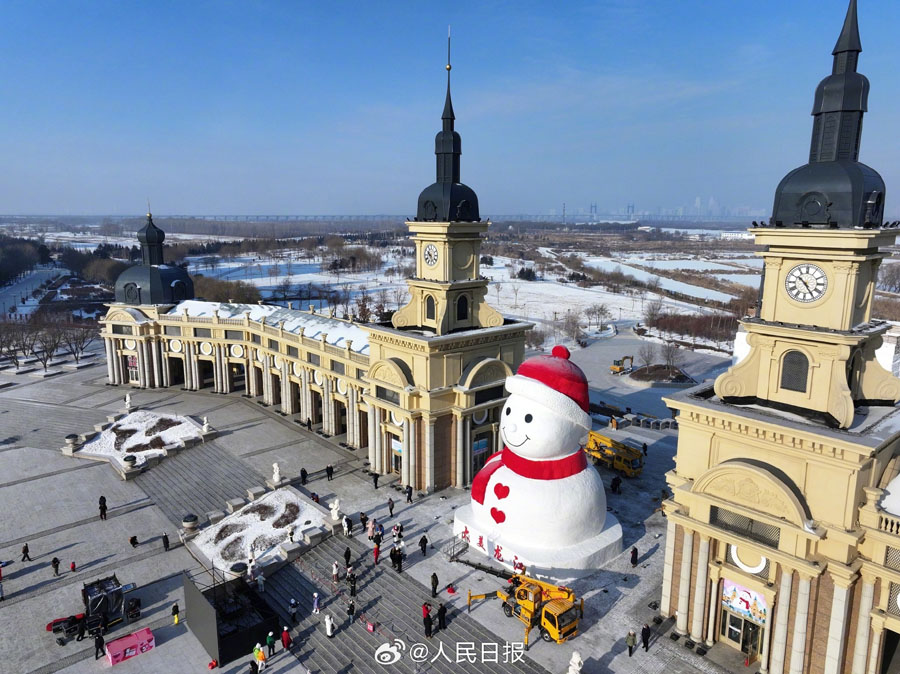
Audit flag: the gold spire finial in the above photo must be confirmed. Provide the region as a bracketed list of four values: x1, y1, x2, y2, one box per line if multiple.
[147, 198, 152, 218]
[446, 25, 451, 71]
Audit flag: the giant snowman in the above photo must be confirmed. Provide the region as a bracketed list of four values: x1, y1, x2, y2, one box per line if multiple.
[453, 346, 622, 579]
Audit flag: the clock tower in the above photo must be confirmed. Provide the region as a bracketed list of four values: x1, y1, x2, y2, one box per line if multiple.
[391, 40, 502, 336]
[714, 0, 900, 428]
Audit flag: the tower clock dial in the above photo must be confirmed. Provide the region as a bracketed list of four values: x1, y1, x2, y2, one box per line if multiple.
[785, 263, 828, 303]
[424, 244, 439, 267]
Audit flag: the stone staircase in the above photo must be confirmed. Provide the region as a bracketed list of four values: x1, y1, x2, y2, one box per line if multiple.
[264, 532, 552, 674]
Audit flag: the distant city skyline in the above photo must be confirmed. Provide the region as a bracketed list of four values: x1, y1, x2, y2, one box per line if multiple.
[2, 1, 899, 217]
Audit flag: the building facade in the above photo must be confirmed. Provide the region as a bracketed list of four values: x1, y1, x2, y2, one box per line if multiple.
[100, 57, 529, 493]
[659, 3, 900, 673]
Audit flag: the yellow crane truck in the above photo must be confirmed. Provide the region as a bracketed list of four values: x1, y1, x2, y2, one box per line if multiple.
[468, 573, 584, 647]
[584, 430, 644, 477]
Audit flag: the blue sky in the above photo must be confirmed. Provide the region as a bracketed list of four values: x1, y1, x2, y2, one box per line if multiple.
[2, 0, 899, 217]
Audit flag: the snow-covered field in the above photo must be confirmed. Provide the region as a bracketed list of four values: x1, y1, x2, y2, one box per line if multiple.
[76, 410, 201, 468]
[192, 488, 326, 569]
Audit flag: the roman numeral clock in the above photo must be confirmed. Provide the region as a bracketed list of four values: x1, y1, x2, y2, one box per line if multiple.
[784, 263, 827, 303]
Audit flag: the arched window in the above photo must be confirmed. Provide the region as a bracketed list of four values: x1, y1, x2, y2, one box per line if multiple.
[425, 295, 435, 321]
[780, 351, 809, 392]
[456, 295, 469, 321]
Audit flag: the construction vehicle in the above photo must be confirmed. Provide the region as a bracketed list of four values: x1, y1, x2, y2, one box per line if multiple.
[467, 572, 583, 647]
[609, 355, 634, 375]
[584, 430, 644, 477]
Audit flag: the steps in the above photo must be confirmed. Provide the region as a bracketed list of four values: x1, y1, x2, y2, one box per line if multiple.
[261, 530, 550, 674]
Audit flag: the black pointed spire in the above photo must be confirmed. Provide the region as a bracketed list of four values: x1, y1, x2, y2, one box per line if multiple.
[833, 0, 862, 57]
[137, 210, 165, 265]
[770, 0, 884, 229]
[415, 28, 480, 222]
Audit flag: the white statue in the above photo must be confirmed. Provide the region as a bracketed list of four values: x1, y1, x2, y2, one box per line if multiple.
[272, 462, 281, 484]
[202, 416, 210, 432]
[329, 498, 341, 521]
[124, 393, 132, 411]
[567, 651, 583, 674]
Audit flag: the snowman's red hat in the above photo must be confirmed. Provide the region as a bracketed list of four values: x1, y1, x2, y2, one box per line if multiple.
[505, 345, 591, 431]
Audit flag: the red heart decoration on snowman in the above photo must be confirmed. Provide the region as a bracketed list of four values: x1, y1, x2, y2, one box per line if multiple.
[490, 508, 506, 524]
[493, 483, 510, 500]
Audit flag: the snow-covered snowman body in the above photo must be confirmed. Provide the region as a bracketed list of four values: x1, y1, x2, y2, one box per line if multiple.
[453, 346, 622, 579]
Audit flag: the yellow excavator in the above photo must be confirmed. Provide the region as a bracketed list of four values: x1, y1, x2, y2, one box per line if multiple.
[468, 572, 583, 647]
[609, 355, 634, 375]
[584, 430, 644, 478]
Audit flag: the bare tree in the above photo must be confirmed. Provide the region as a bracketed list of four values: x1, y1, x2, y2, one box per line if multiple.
[61, 323, 98, 363]
[275, 278, 292, 303]
[11, 323, 39, 369]
[638, 343, 657, 369]
[595, 304, 611, 332]
[0, 322, 14, 368]
[562, 311, 582, 341]
[355, 290, 372, 323]
[34, 321, 65, 371]
[644, 298, 663, 327]
[661, 342, 684, 376]
[511, 283, 520, 309]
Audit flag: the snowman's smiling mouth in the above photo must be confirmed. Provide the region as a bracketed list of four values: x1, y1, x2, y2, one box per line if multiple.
[505, 435, 530, 448]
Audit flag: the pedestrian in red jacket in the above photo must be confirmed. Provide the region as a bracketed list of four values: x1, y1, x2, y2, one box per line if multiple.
[281, 626, 292, 651]
[70, 561, 76, 573]
[373, 543, 380, 565]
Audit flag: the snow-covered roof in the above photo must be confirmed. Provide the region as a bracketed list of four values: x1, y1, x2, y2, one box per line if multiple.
[167, 300, 370, 355]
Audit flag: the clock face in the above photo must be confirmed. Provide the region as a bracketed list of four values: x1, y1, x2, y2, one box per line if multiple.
[785, 263, 828, 303]
[424, 244, 439, 267]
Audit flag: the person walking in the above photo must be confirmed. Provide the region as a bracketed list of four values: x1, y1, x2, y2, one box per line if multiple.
[342, 516, 351, 537]
[347, 600, 355, 627]
[281, 626, 292, 652]
[348, 572, 357, 598]
[324, 613, 336, 638]
[367, 518, 375, 541]
[266, 631, 276, 657]
[129, 535, 139, 548]
[99, 502, 108, 521]
[21, 543, 32, 562]
[387, 497, 394, 517]
[343, 546, 352, 569]
[360, 511, 368, 532]
[162, 532, 170, 552]
[51, 557, 60, 576]
[419, 535, 428, 556]
[326, 464, 334, 481]
[70, 561, 76, 573]
[641, 623, 651, 652]
[300, 467, 308, 485]
[389, 547, 398, 570]
[430, 572, 439, 598]
[405, 484, 413, 504]
[373, 543, 380, 566]
[256, 645, 267, 671]
[391, 524, 400, 543]
[424, 612, 433, 639]
[94, 633, 105, 660]
[373, 530, 382, 547]
[642, 442, 648, 456]
[626, 629, 636, 657]
[630, 546, 638, 568]
[306, 418, 312, 432]
[437, 603, 447, 630]
[257, 571, 265, 593]
[372, 472, 379, 489]
[76, 616, 85, 641]
[289, 598, 298, 624]
[332, 561, 339, 583]
[312, 592, 320, 614]
[172, 603, 180, 625]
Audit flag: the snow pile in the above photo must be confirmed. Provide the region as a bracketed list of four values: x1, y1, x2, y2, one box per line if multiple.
[192, 489, 325, 569]
[882, 474, 900, 517]
[168, 300, 370, 354]
[76, 410, 201, 468]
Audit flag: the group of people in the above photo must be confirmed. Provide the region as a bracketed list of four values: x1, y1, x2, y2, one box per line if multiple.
[247, 627, 293, 672]
[421, 602, 448, 638]
[625, 623, 653, 656]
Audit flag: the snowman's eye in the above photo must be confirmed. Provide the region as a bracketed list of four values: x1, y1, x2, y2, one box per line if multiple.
[505, 407, 511, 416]
[524, 414, 533, 423]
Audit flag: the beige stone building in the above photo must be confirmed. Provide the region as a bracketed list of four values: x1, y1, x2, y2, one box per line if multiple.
[659, 3, 900, 673]
[99, 60, 529, 493]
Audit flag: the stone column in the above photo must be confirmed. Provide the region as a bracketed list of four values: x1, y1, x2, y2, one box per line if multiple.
[676, 529, 694, 635]
[374, 410, 383, 473]
[323, 378, 333, 434]
[222, 348, 231, 393]
[190, 343, 199, 389]
[348, 388, 358, 445]
[425, 417, 436, 492]
[851, 577, 875, 674]
[212, 346, 222, 393]
[824, 575, 854, 674]
[136, 341, 146, 387]
[402, 418, 411, 487]
[455, 413, 465, 488]
[867, 625, 883, 674]
[760, 608, 772, 674]
[660, 519, 677, 615]
[151, 339, 162, 388]
[281, 361, 292, 413]
[161, 343, 170, 387]
[301, 368, 311, 420]
[464, 416, 471, 485]
[690, 536, 710, 641]
[788, 575, 812, 674]
[367, 403, 377, 466]
[105, 338, 115, 383]
[248, 354, 259, 397]
[409, 417, 418, 490]
[706, 574, 719, 646]
[769, 568, 794, 674]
